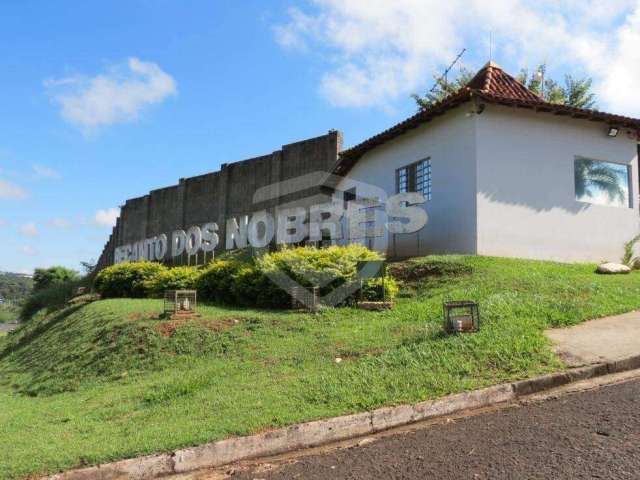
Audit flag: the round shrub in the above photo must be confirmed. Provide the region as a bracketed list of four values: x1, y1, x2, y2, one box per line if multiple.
[95, 262, 167, 298]
[196, 260, 243, 304]
[253, 244, 397, 307]
[194, 245, 398, 309]
[143, 266, 200, 297]
[230, 265, 291, 308]
[257, 244, 383, 295]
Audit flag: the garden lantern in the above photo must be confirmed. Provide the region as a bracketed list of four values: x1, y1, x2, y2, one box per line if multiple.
[443, 300, 480, 333]
[291, 286, 320, 313]
[164, 290, 197, 318]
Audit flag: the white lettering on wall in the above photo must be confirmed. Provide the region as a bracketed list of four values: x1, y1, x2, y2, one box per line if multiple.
[113, 193, 427, 264]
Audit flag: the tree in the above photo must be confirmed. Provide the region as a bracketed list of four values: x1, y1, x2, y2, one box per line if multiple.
[80, 260, 96, 275]
[33, 266, 79, 292]
[574, 159, 625, 204]
[563, 75, 597, 109]
[516, 64, 596, 109]
[412, 63, 597, 110]
[412, 67, 475, 110]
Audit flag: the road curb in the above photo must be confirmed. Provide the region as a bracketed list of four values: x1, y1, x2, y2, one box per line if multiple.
[46, 356, 640, 480]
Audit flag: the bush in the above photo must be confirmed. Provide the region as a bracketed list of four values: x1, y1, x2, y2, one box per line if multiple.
[196, 260, 243, 304]
[33, 266, 79, 292]
[20, 280, 80, 321]
[95, 262, 167, 298]
[233, 244, 396, 308]
[143, 266, 200, 297]
[94, 245, 398, 308]
[361, 277, 400, 301]
[257, 244, 383, 294]
[230, 264, 291, 308]
[623, 234, 640, 268]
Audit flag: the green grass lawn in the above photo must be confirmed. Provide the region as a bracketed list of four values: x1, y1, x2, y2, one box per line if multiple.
[2, 256, 640, 479]
[0, 307, 17, 324]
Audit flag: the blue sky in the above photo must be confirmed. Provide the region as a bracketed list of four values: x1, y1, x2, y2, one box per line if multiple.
[1, 0, 639, 274]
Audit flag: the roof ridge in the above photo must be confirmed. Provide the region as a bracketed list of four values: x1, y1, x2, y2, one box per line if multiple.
[468, 63, 542, 102]
[333, 64, 640, 175]
[483, 64, 494, 93]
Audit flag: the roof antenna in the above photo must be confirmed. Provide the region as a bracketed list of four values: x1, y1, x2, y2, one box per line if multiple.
[430, 48, 466, 96]
[489, 31, 493, 63]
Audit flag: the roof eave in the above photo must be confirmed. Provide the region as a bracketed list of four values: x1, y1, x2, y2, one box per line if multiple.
[334, 90, 473, 175]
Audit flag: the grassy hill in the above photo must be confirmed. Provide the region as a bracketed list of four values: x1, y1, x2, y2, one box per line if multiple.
[2, 256, 640, 479]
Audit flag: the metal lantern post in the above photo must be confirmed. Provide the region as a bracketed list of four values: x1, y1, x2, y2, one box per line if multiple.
[164, 290, 198, 318]
[443, 300, 480, 333]
[291, 286, 320, 313]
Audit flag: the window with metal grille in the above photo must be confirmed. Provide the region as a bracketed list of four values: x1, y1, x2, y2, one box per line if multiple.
[396, 158, 431, 200]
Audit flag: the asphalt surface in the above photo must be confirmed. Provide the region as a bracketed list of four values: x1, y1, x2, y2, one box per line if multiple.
[230, 379, 640, 479]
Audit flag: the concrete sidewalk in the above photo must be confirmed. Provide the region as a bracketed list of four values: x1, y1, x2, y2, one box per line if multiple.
[546, 311, 640, 367]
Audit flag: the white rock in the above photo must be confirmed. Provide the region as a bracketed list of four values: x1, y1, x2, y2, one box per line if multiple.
[596, 263, 631, 274]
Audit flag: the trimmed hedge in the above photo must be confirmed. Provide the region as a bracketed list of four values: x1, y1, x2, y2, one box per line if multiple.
[95, 262, 167, 298]
[94, 245, 398, 308]
[143, 266, 200, 297]
[196, 260, 242, 304]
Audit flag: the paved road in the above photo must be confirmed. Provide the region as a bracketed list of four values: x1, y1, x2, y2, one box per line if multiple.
[229, 379, 640, 480]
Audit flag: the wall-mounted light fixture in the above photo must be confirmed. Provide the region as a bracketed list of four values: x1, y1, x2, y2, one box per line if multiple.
[608, 126, 620, 137]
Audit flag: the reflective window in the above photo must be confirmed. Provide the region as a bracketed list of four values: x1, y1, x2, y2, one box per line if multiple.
[574, 157, 631, 208]
[396, 158, 431, 200]
[416, 159, 432, 201]
[397, 167, 409, 193]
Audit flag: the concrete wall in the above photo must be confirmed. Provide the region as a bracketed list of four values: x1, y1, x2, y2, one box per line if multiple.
[96, 131, 342, 270]
[336, 106, 478, 258]
[476, 104, 640, 262]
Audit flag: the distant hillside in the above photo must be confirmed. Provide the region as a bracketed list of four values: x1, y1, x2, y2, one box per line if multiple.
[0, 272, 33, 303]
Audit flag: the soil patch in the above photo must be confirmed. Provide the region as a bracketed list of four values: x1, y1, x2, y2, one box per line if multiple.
[156, 317, 241, 337]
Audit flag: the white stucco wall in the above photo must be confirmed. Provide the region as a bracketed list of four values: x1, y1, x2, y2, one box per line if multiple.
[476, 104, 640, 262]
[337, 107, 478, 258]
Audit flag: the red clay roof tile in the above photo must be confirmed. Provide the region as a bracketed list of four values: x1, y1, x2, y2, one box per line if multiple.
[334, 63, 640, 175]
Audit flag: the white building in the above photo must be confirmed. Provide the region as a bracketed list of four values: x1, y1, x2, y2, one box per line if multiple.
[334, 63, 640, 263]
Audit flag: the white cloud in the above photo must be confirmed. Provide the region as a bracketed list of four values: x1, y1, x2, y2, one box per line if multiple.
[33, 164, 62, 179]
[93, 208, 119, 228]
[19, 245, 37, 257]
[598, 6, 640, 115]
[46, 58, 177, 131]
[274, 0, 640, 114]
[48, 217, 72, 229]
[273, 7, 319, 51]
[19, 222, 39, 237]
[0, 179, 29, 200]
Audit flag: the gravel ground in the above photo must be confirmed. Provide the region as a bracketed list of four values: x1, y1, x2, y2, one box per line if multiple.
[230, 379, 640, 479]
